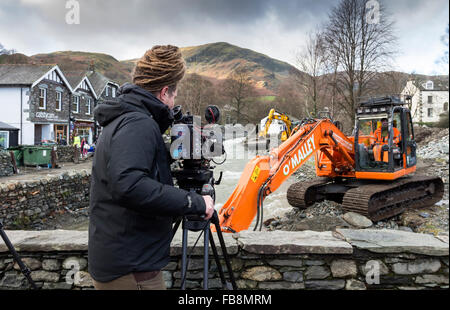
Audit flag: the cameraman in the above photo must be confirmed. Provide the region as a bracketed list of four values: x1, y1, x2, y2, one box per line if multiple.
[88, 45, 214, 290]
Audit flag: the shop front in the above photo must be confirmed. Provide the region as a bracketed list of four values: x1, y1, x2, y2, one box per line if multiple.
[72, 120, 95, 144]
[34, 121, 69, 145]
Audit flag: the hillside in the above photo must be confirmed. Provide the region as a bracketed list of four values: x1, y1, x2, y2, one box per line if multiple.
[123, 42, 303, 93]
[0, 51, 133, 85]
[2, 43, 448, 96]
[2, 43, 301, 93]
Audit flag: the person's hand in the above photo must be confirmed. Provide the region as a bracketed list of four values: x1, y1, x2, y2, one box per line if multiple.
[202, 195, 214, 221]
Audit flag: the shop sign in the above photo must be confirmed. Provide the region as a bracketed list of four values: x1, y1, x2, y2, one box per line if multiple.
[35, 112, 62, 121]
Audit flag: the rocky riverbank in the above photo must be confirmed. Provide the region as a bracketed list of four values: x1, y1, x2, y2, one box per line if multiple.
[270, 126, 449, 235]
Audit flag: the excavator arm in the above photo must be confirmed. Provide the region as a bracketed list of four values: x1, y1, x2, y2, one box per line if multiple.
[217, 118, 355, 233]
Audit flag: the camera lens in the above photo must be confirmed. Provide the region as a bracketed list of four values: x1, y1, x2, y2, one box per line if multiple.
[205, 105, 220, 124]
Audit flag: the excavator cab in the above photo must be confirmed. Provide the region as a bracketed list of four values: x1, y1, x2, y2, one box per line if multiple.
[354, 96, 417, 180]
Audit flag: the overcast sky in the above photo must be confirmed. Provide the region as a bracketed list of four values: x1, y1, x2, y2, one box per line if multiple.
[0, 0, 448, 75]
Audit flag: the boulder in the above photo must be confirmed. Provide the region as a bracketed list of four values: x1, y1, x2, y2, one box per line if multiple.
[345, 279, 367, 290]
[334, 229, 449, 256]
[330, 260, 358, 278]
[237, 230, 353, 255]
[305, 265, 331, 280]
[342, 212, 373, 228]
[241, 266, 282, 282]
[392, 259, 442, 275]
[305, 279, 345, 290]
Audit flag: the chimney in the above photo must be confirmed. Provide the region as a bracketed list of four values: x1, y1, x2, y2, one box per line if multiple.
[89, 60, 95, 73]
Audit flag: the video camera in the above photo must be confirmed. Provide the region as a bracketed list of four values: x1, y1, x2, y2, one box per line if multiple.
[170, 105, 225, 195]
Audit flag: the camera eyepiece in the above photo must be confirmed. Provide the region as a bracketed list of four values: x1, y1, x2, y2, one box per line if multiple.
[172, 105, 183, 122]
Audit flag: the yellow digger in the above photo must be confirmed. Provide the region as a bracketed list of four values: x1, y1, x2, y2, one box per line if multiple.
[259, 109, 293, 142]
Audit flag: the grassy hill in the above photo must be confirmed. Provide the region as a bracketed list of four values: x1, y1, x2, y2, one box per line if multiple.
[123, 42, 303, 94]
[2, 43, 301, 93]
[0, 51, 133, 85]
[2, 43, 447, 96]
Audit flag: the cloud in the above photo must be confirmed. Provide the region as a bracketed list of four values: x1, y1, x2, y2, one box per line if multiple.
[0, 0, 448, 75]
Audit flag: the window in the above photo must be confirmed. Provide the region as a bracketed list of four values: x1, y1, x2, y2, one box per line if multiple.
[427, 108, 433, 117]
[428, 96, 433, 104]
[444, 102, 449, 112]
[39, 88, 47, 109]
[0, 131, 9, 149]
[56, 91, 62, 111]
[46, 70, 62, 83]
[426, 81, 434, 90]
[86, 98, 91, 115]
[112, 87, 116, 98]
[73, 96, 80, 113]
[105, 86, 109, 97]
[80, 80, 89, 91]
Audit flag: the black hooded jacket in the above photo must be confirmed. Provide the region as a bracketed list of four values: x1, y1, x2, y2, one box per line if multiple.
[88, 83, 206, 282]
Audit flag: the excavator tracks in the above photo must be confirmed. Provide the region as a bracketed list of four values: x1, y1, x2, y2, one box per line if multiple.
[287, 178, 331, 209]
[341, 175, 444, 222]
[287, 175, 444, 222]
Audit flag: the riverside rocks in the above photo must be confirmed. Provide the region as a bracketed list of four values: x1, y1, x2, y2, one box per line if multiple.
[1, 229, 448, 290]
[342, 212, 373, 228]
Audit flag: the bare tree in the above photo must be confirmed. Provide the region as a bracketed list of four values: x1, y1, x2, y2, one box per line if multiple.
[438, 23, 449, 70]
[322, 0, 397, 122]
[295, 30, 327, 117]
[273, 77, 307, 119]
[176, 73, 216, 117]
[0, 43, 16, 55]
[222, 65, 257, 124]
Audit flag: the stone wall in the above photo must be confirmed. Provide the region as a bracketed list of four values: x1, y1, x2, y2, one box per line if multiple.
[0, 151, 14, 177]
[0, 170, 91, 230]
[0, 229, 448, 290]
[55, 145, 77, 163]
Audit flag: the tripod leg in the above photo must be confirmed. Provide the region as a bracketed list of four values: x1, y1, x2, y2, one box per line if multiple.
[171, 218, 182, 243]
[180, 224, 188, 290]
[212, 222, 237, 290]
[0, 225, 37, 290]
[208, 229, 228, 289]
[203, 227, 209, 290]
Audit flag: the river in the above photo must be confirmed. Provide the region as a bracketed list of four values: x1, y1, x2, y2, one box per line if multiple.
[213, 137, 296, 229]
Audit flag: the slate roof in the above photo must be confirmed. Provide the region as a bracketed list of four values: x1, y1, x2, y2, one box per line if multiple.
[64, 70, 87, 90]
[0, 64, 55, 85]
[415, 76, 449, 91]
[0, 121, 19, 130]
[87, 71, 112, 97]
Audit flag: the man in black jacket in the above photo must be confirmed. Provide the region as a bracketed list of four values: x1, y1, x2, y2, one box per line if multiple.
[88, 45, 214, 290]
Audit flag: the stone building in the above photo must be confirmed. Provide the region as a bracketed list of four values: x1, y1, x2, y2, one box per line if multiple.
[65, 71, 98, 145]
[401, 78, 449, 124]
[0, 64, 73, 145]
[86, 70, 120, 140]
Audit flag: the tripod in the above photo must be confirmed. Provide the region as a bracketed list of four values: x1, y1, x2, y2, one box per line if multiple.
[0, 221, 37, 289]
[172, 211, 237, 290]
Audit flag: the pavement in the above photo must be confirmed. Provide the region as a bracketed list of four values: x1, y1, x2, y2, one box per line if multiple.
[0, 159, 93, 183]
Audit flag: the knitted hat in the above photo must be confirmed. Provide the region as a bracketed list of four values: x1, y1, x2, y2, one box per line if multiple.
[132, 45, 186, 93]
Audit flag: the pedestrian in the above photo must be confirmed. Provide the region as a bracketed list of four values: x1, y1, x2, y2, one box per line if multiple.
[89, 45, 214, 290]
[80, 138, 85, 157]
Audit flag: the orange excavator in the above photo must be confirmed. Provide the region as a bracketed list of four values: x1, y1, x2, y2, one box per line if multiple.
[217, 96, 444, 233]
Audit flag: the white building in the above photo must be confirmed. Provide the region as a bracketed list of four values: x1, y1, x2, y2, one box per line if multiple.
[0, 64, 73, 145]
[401, 78, 449, 124]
